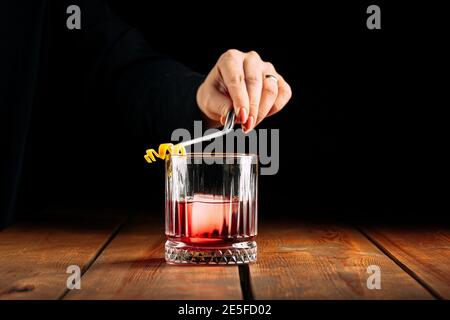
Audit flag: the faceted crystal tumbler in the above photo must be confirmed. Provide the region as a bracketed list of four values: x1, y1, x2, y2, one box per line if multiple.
[165, 153, 258, 264]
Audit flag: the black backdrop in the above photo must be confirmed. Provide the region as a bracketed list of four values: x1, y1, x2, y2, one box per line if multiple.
[26, 1, 443, 222]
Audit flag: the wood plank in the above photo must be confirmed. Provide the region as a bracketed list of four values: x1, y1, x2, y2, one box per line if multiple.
[65, 213, 242, 300]
[0, 209, 126, 300]
[361, 225, 450, 299]
[248, 221, 434, 299]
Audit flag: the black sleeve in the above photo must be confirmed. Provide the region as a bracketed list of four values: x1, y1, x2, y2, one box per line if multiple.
[70, 0, 205, 141]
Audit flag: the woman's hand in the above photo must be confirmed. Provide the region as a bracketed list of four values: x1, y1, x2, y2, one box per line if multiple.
[196, 49, 292, 132]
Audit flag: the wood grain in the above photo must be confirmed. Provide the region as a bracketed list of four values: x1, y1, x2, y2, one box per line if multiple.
[0, 209, 126, 299]
[361, 225, 450, 299]
[248, 221, 434, 299]
[65, 214, 242, 300]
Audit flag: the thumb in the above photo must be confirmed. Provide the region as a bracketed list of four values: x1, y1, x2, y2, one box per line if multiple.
[206, 88, 234, 125]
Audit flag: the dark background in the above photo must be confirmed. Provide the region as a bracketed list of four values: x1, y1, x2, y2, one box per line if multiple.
[24, 1, 444, 222]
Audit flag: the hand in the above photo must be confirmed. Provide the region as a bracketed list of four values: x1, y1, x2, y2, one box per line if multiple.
[196, 49, 292, 133]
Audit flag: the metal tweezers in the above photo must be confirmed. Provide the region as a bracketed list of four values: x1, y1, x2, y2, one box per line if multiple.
[178, 110, 235, 148]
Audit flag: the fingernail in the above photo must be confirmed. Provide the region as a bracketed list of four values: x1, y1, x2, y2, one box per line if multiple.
[235, 108, 241, 123]
[220, 114, 225, 125]
[240, 108, 248, 124]
[244, 116, 254, 133]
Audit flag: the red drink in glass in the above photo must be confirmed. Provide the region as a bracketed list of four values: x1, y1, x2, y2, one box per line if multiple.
[167, 194, 256, 246]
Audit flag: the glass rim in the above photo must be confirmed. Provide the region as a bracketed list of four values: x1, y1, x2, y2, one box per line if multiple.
[170, 152, 258, 159]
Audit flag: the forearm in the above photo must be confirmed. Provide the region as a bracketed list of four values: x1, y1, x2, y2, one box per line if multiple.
[74, 0, 205, 141]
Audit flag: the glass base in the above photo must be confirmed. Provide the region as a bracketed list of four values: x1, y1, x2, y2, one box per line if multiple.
[165, 240, 257, 265]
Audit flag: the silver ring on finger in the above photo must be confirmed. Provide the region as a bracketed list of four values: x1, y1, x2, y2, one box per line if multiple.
[265, 74, 278, 82]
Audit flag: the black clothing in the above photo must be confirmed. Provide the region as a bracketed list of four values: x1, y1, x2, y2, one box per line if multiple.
[0, 0, 205, 228]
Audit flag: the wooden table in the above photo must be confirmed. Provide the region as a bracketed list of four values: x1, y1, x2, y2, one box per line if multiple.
[0, 209, 449, 300]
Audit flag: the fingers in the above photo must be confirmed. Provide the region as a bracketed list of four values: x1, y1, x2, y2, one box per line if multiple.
[217, 50, 249, 124]
[209, 49, 292, 132]
[254, 63, 279, 128]
[267, 75, 292, 117]
[243, 51, 264, 132]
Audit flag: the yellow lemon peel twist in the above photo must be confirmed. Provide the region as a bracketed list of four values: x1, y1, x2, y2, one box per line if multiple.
[144, 143, 186, 163]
